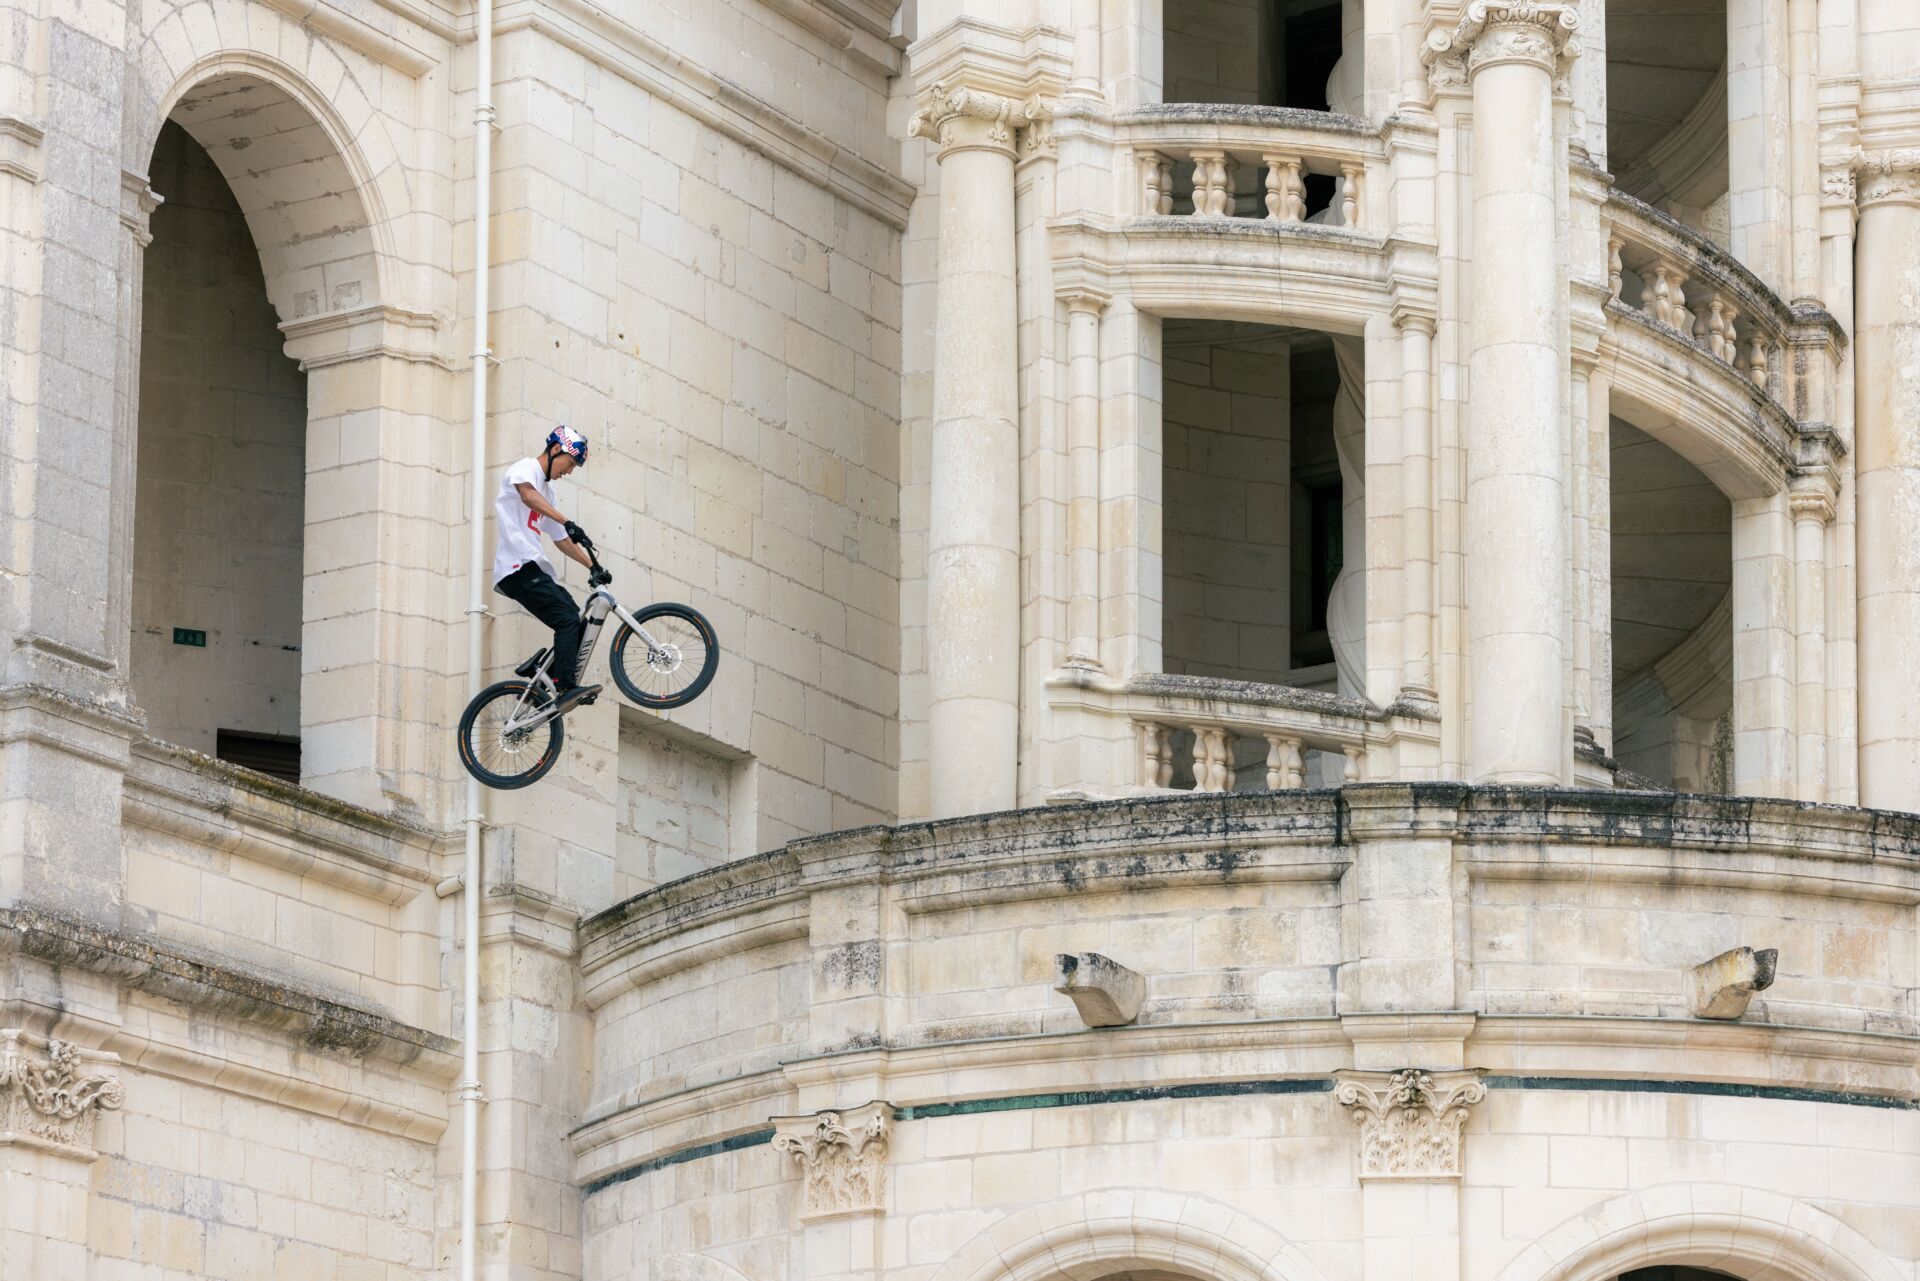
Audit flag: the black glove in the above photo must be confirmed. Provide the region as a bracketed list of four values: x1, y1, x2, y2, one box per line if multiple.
[563, 520, 591, 548]
[589, 566, 613, 588]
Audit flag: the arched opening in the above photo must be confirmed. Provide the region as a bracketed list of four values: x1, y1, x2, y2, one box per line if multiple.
[1158, 318, 1359, 786]
[130, 71, 385, 788]
[133, 119, 306, 779]
[1606, 1, 1729, 244]
[1609, 418, 1733, 791]
[1619, 1270, 1745, 1281]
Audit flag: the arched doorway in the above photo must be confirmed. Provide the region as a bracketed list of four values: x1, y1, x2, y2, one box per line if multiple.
[128, 67, 406, 800]
[133, 118, 306, 778]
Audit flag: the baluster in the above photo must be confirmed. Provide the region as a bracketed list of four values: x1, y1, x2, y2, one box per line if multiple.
[1137, 721, 1175, 788]
[1639, 262, 1667, 321]
[1668, 269, 1690, 334]
[1263, 154, 1305, 222]
[1139, 151, 1172, 216]
[1190, 725, 1230, 791]
[1190, 149, 1233, 217]
[1748, 334, 1769, 388]
[1342, 744, 1364, 783]
[1264, 735, 1305, 790]
[1714, 299, 1740, 363]
[1339, 161, 1364, 227]
[1607, 237, 1623, 302]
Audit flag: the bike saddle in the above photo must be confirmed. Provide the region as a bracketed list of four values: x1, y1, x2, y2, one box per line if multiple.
[514, 648, 549, 678]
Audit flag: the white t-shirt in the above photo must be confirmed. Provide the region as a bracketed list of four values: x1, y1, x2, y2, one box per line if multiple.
[493, 456, 567, 586]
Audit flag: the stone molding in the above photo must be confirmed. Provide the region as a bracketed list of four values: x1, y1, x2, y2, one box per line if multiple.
[770, 1101, 891, 1221]
[908, 82, 1055, 159]
[1333, 1068, 1486, 1180]
[0, 1031, 124, 1160]
[279, 303, 449, 372]
[118, 171, 163, 246]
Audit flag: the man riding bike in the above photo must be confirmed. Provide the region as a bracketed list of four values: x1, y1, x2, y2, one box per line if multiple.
[493, 426, 602, 716]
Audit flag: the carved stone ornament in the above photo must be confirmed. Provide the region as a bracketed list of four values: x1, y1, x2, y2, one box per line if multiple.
[0, 1031, 125, 1159]
[908, 81, 1053, 157]
[1426, 2, 1580, 83]
[770, 1101, 891, 1221]
[1854, 149, 1920, 209]
[1333, 1068, 1485, 1180]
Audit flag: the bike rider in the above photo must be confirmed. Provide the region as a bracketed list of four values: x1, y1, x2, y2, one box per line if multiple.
[494, 426, 603, 715]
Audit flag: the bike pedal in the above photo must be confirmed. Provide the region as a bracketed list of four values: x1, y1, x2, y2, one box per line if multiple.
[514, 648, 549, 679]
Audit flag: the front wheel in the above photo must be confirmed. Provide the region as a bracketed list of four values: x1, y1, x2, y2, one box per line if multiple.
[609, 603, 720, 709]
[458, 680, 565, 789]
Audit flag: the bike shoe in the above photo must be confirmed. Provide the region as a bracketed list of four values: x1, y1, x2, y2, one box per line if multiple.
[550, 683, 602, 716]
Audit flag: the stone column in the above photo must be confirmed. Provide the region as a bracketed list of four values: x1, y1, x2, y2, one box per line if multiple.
[1399, 314, 1437, 707]
[1447, 2, 1580, 784]
[1853, 150, 1920, 810]
[1789, 478, 1833, 802]
[910, 85, 1049, 819]
[1063, 289, 1108, 669]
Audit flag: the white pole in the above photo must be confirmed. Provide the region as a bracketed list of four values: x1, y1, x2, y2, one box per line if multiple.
[461, 0, 494, 1276]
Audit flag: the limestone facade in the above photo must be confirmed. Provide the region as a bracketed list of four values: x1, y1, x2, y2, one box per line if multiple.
[1, 0, 1919, 1278]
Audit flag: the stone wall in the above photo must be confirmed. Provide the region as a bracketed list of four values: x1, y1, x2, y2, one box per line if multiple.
[1163, 0, 1267, 105]
[614, 711, 744, 900]
[477, 21, 902, 918]
[131, 121, 305, 757]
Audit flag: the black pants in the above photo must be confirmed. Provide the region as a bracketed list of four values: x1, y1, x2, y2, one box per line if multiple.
[497, 565, 585, 689]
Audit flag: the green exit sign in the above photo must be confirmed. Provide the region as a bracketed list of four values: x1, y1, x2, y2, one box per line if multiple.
[172, 627, 206, 648]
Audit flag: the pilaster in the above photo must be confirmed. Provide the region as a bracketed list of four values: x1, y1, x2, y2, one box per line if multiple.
[0, 1032, 124, 1281]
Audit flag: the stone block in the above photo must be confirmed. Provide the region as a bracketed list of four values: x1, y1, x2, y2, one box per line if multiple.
[1688, 945, 1778, 1019]
[1052, 951, 1145, 1028]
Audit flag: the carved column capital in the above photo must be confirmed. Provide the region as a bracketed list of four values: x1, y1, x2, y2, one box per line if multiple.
[1853, 148, 1920, 210]
[770, 1101, 892, 1221]
[1333, 1068, 1485, 1180]
[908, 82, 1054, 161]
[0, 1031, 125, 1160]
[1438, 3, 1581, 80]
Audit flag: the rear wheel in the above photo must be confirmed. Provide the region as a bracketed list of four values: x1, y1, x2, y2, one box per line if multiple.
[609, 603, 720, 709]
[458, 680, 565, 788]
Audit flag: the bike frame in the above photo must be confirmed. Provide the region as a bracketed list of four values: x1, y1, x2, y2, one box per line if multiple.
[499, 585, 675, 735]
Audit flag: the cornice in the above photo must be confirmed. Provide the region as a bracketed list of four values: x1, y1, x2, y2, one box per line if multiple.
[0, 906, 459, 1072]
[903, 19, 1072, 104]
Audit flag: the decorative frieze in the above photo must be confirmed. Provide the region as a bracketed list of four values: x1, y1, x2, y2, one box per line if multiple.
[770, 1102, 892, 1221]
[1333, 1068, 1485, 1180]
[0, 1032, 125, 1160]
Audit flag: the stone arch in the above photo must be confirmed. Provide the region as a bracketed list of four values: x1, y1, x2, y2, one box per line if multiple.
[141, 53, 393, 326]
[650, 1253, 758, 1281]
[930, 1189, 1330, 1281]
[1496, 1183, 1906, 1281]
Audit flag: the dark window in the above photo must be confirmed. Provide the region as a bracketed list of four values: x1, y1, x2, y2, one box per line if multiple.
[216, 730, 301, 784]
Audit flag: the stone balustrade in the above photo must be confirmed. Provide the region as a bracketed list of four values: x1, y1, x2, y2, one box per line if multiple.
[1045, 670, 1439, 793]
[1115, 104, 1381, 230]
[1604, 193, 1793, 398]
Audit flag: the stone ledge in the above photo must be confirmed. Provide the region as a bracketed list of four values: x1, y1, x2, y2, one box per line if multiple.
[0, 907, 457, 1069]
[581, 786, 1920, 970]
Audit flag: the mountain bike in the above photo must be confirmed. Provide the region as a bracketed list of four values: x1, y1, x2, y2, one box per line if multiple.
[457, 533, 719, 789]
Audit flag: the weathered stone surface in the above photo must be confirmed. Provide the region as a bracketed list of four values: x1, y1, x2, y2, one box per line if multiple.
[1052, 951, 1146, 1027]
